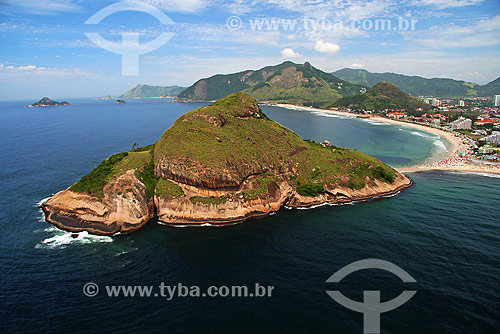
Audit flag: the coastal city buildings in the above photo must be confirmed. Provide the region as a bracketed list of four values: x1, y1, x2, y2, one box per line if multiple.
[476, 119, 500, 126]
[387, 112, 407, 119]
[431, 98, 442, 106]
[495, 95, 500, 107]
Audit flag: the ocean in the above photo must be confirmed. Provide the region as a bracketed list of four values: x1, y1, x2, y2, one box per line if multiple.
[0, 98, 498, 333]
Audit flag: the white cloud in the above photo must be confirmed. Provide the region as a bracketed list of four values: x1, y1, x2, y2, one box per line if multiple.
[314, 40, 340, 54]
[18, 65, 38, 70]
[410, 0, 484, 9]
[407, 14, 500, 48]
[350, 63, 364, 68]
[0, 0, 82, 15]
[248, 0, 395, 20]
[127, 0, 209, 13]
[281, 48, 302, 58]
[254, 37, 279, 46]
[0, 64, 93, 78]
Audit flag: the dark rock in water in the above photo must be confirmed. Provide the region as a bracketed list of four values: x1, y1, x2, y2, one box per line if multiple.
[27, 97, 70, 107]
[116, 99, 126, 104]
[71, 233, 79, 239]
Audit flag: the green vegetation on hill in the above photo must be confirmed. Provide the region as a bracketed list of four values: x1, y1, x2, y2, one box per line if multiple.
[176, 61, 365, 105]
[328, 81, 431, 112]
[120, 84, 186, 98]
[70, 146, 155, 198]
[70, 152, 128, 197]
[155, 178, 184, 197]
[332, 68, 500, 98]
[70, 93, 398, 200]
[156, 93, 396, 195]
[480, 77, 500, 96]
[244, 175, 276, 198]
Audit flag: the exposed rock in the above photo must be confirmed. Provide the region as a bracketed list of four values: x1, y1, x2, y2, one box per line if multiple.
[42, 170, 154, 235]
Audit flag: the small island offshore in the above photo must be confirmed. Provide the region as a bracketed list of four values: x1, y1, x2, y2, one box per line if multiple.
[42, 93, 412, 235]
[27, 97, 69, 107]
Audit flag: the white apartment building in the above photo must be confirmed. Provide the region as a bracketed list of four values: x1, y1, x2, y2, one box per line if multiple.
[480, 131, 500, 144]
[450, 117, 472, 130]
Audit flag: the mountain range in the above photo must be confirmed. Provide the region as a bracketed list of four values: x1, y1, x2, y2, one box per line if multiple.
[175, 61, 365, 105]
[117, 64, 499, 103]
[332, 68, 500, 98]
[119, 84, 186, 98]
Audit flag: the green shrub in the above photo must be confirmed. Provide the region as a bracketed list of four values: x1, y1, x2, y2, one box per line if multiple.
[134, 158, 159, 199]
[296, 183, 325, 197]
[348, 178, 366, 190]
[155, 178, 184, 197]
[372, 166, 395, 183]
[243, 175, 275, 198]
[131, 144, 154, 152]
[189, 196, 227, 205]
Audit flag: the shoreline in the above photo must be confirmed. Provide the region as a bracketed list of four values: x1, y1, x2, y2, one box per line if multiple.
[42, 174, 413, 234]
[273, 103, 500, 176]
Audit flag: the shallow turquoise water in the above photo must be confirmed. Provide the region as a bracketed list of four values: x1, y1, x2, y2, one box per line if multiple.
[0, 99, 498, 333]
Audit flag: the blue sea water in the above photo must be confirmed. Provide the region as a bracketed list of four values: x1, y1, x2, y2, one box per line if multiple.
[0, 99, 498, 333]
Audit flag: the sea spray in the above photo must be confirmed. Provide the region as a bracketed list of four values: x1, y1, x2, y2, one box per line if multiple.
[36, 230, 113, 249]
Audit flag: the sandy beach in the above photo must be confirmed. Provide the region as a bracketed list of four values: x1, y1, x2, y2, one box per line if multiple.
[274, 103, 500, 175]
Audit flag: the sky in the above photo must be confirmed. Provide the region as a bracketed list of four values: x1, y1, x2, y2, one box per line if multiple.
[0, 0, 499, 100]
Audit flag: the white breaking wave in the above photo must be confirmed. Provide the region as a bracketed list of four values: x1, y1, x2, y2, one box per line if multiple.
[411, 131, 440, 139]
[296, 202, 337, 210]
[158, 221, 240, 227]
[433, 140, 448, 151]
[35, 196, 52, 207]
[449, 171, 500, 179]
[36, 230, 113, 249]
[311, 111, 351, 119]
[35, 196, 113, 249]
[362, 119, 388, 126]
[290, 201, 355, 210]
[383, 191, 401, 198]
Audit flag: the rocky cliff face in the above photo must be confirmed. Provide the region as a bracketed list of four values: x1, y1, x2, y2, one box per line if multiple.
[42, 170, 154, 235]
[154, 173, 411, 225]
[42, 93, 412, 235]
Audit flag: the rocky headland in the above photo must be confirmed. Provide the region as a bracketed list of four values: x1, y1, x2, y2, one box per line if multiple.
[42, 93, 412, 235]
